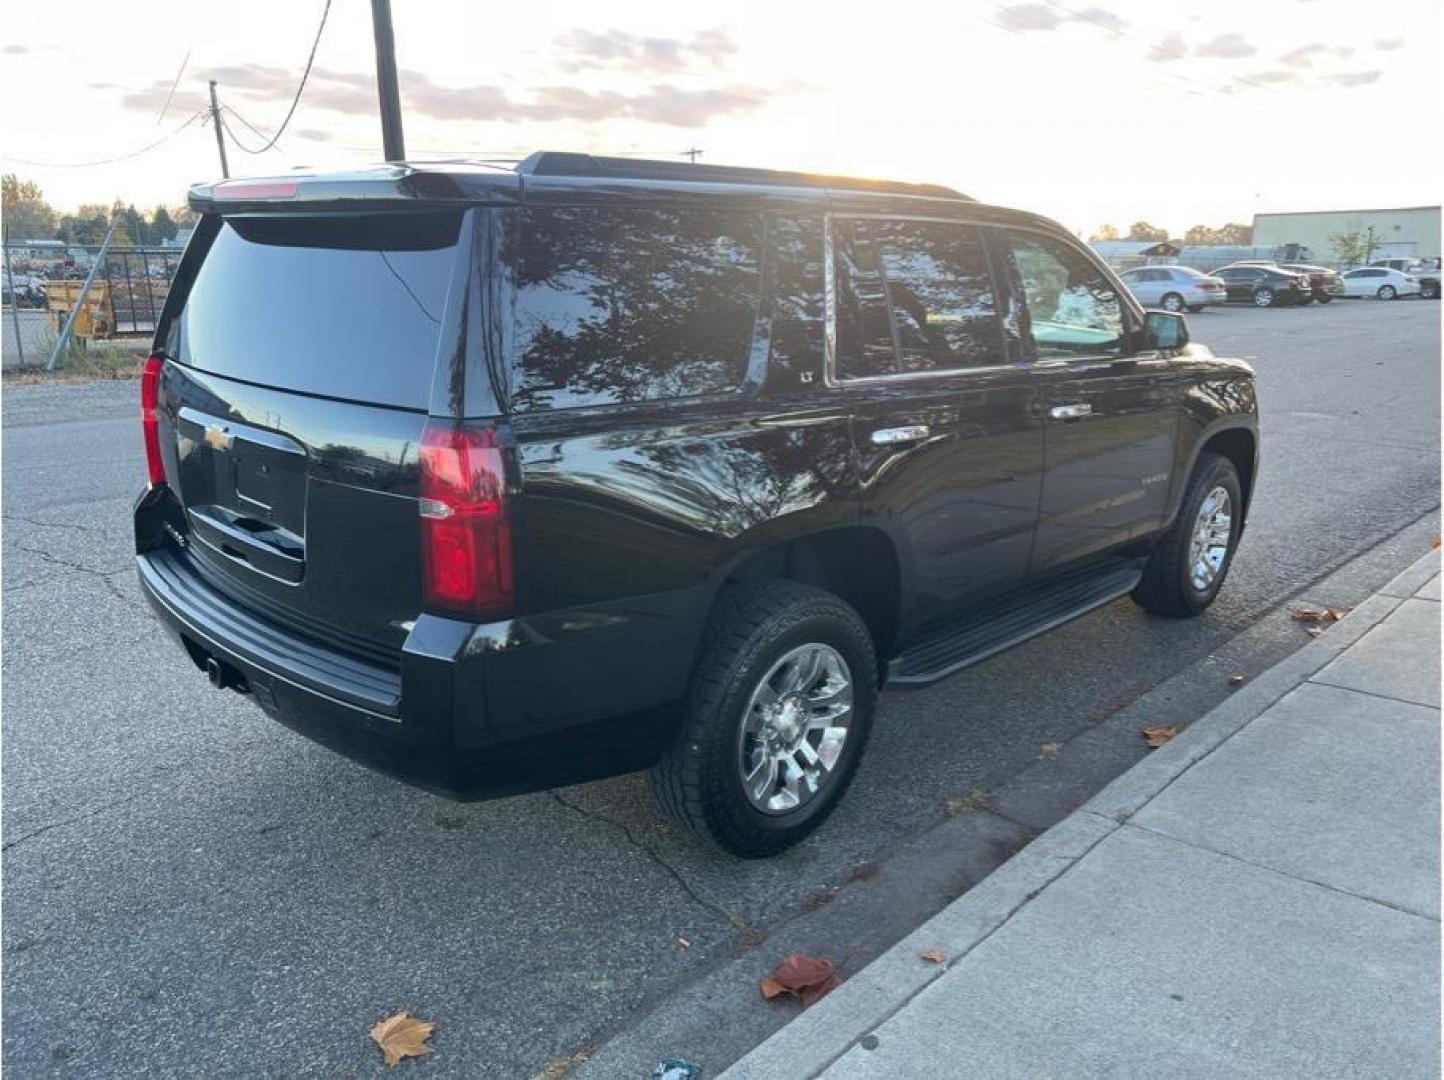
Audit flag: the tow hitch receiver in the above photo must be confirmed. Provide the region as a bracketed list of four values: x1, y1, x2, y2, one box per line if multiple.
[205, 655, 248, 693]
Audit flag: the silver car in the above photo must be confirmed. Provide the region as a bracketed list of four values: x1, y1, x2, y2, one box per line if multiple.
[1118, 265, 1227, 312]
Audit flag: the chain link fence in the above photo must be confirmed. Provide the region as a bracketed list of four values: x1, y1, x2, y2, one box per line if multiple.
[3, 242, 184, 369]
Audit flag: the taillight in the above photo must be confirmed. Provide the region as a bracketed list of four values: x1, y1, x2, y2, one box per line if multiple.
[141, 353, 166, 487]
[418, 420, 514, 620]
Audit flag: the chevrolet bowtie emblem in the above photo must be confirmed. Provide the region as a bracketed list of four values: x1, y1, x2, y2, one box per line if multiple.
[204, 424, 235, 451]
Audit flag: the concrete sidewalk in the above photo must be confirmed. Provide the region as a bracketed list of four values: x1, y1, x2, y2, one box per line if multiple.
[724, 551, 1440, 1080]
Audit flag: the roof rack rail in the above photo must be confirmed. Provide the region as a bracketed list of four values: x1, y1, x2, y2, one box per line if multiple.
[515, 151, 970, 200]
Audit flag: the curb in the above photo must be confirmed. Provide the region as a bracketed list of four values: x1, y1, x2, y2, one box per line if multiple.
[720, 549, 1438, 1080]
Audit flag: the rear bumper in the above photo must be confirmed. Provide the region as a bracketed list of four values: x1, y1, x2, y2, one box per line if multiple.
[135, 493, 705, 800]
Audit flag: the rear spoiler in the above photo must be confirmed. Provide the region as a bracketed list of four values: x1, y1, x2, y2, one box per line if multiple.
[188, 164, 520, 215]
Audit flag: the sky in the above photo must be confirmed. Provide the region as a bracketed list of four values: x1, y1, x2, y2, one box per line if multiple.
[1, 0, 1439, 236]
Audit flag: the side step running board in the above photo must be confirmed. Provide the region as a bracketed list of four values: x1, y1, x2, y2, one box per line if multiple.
[886, 562, 1144, 688]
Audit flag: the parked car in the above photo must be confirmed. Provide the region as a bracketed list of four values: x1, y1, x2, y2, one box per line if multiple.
[1211, 264, 1314, 307]
[1340, 266, 1422, 300]
[1369, 258, 1440, 300]
[1118, 265, 1226, 312]
[1277, 263, 1345, 303]
[134, 153, 1259, 857]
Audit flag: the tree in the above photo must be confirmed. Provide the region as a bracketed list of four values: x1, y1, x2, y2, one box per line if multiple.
[1184, 224, 1217, 245]
[1126, 221, 1169, 243]
[1329, 224, 1380, 266]
[1089, 224, 1119, 242]
[1214, 222, 1253, 245]
[56, 206, 111, 246]
[2, 174, 57, 242]
[149, 206, 178, 244]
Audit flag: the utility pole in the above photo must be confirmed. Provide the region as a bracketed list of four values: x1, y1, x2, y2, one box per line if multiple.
[370, 0, 406, 161]
[208, 80, 229, 178]
[682, 147, 703, 164]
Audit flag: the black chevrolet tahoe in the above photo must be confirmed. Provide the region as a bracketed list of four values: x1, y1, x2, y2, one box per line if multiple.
[135, 152, 1258, 856]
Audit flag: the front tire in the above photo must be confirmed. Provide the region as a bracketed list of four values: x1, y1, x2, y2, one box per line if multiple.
[651, 581, 877, 857]
[1377, 285, 1397, 301]
[1317, 295, 1333, 304]
[1132, 453, 1242, 618]
[1252, 287, 1276, 308]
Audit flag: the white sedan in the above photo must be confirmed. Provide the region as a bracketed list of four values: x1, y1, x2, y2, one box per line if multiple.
[1340, 266, 1422, 300]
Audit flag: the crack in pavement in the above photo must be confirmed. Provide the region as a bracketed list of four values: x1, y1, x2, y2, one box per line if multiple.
[14, 544, 149, 615]
[2, 792, 146, 853]
[3, 512, 109, 536]
[550, 791, 759, 939]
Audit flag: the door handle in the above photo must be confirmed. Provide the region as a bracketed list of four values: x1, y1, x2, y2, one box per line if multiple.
[870, 424, 931, 446]
[1049, 403, 1093, 421]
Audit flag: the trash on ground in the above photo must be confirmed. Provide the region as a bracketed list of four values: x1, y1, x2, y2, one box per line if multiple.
[760, 954, 843, 1008]
[1141, 724, 1179, 748]
[653, 1057, 702, 1079]
[1290, 606, 1348, 624]
[370, 1011, 436, 1067]
[919, 948, 947, 964]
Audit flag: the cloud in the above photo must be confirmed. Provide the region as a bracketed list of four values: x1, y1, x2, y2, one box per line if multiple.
[552, 27, 738, 73]
[292, 128, 333, 143]
[1279, 43, 1328, 68]
[2, 44, 28, 55]
[1374, 36, 1404, 50]
[1194, 33, 1256, 59]
[1073, 6, 1128, 32]
[1325, 70, 1383, 87]
[1148, 32, 1188, 62]
[994, 4, 1064, 31]
[1244, 70, 1299, 85]
[118, 62, 777, 130]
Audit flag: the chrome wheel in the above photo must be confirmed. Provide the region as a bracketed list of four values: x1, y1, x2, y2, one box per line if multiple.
[737, 643, 853, 815]
[1252, 288, 1275, 307]
[1377, 285, 1397, 301]
[1161, 293, 1185, 312]
[1188, 486, 1233, 592]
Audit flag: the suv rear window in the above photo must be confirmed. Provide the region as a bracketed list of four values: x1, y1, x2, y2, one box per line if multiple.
[169, 212, 462, 409]
[510, 207, 764, 411]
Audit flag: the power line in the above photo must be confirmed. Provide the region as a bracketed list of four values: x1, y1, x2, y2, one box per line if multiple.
[156, 49, 192, 125]
[1, 111, 207, 169]
[221, 0, 332, 155]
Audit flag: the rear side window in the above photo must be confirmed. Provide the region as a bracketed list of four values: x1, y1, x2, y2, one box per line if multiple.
[510, 207, 763, 411]
[1005, 231, 1123, 360]
[835, 218, 1002, 379]
[170, 213, 461, 409]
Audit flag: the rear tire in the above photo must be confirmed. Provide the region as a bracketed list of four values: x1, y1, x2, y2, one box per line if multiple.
[1377, 285, 1397, 300]
[1161, 292, 1185, 313]
[1131, 453, 1242, 618]
[651, 581, 877, 858]
[1422, 280, 1440, 300]
[1317, 295, 1333, 304]
[1252, 287, 1275, 308]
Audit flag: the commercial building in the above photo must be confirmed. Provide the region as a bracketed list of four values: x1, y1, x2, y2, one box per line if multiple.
[1252, 206, 1440, 265]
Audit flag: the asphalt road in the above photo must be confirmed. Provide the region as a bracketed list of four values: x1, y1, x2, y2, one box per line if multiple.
[3, 299, 1440, 1077]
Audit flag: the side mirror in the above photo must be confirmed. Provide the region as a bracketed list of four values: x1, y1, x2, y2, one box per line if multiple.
[1146, 310, 1189, 351]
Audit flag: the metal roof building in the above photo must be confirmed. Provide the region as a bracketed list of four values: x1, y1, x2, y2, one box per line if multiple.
[1252, 206, 1440, 264]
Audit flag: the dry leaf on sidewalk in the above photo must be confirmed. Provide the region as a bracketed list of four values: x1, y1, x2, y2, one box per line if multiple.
[370, 1012, 436, 1067]
[1041, 742, 1063, 759]
[919, 948, 947, 964]
[1141, 724, 1179, 748]
[759, 954, 842, 1008]
[1290, 606, 1348, 624]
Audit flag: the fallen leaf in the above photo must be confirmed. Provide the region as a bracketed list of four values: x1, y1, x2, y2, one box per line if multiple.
[1229, 675, 1246, 686]
[944, 787, 991, 815]
[1141, 724, 1179, 749]
[677, 937, 691, 949]
[1290, 606, 1348, 624]
[370, 1012, 436, 1067]
[919, 948, 947, 964]
[1431, 536, 1440, 550]
[1041, 742, 1063, 759]
[759, 954, 842, 1008]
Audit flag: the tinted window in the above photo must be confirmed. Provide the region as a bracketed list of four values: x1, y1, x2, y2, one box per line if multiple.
[1006, 231, 1123, 359]
[172, 213, 460, 409]
[835, 218, 1001, 378]
[511, 207, 763, 411]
